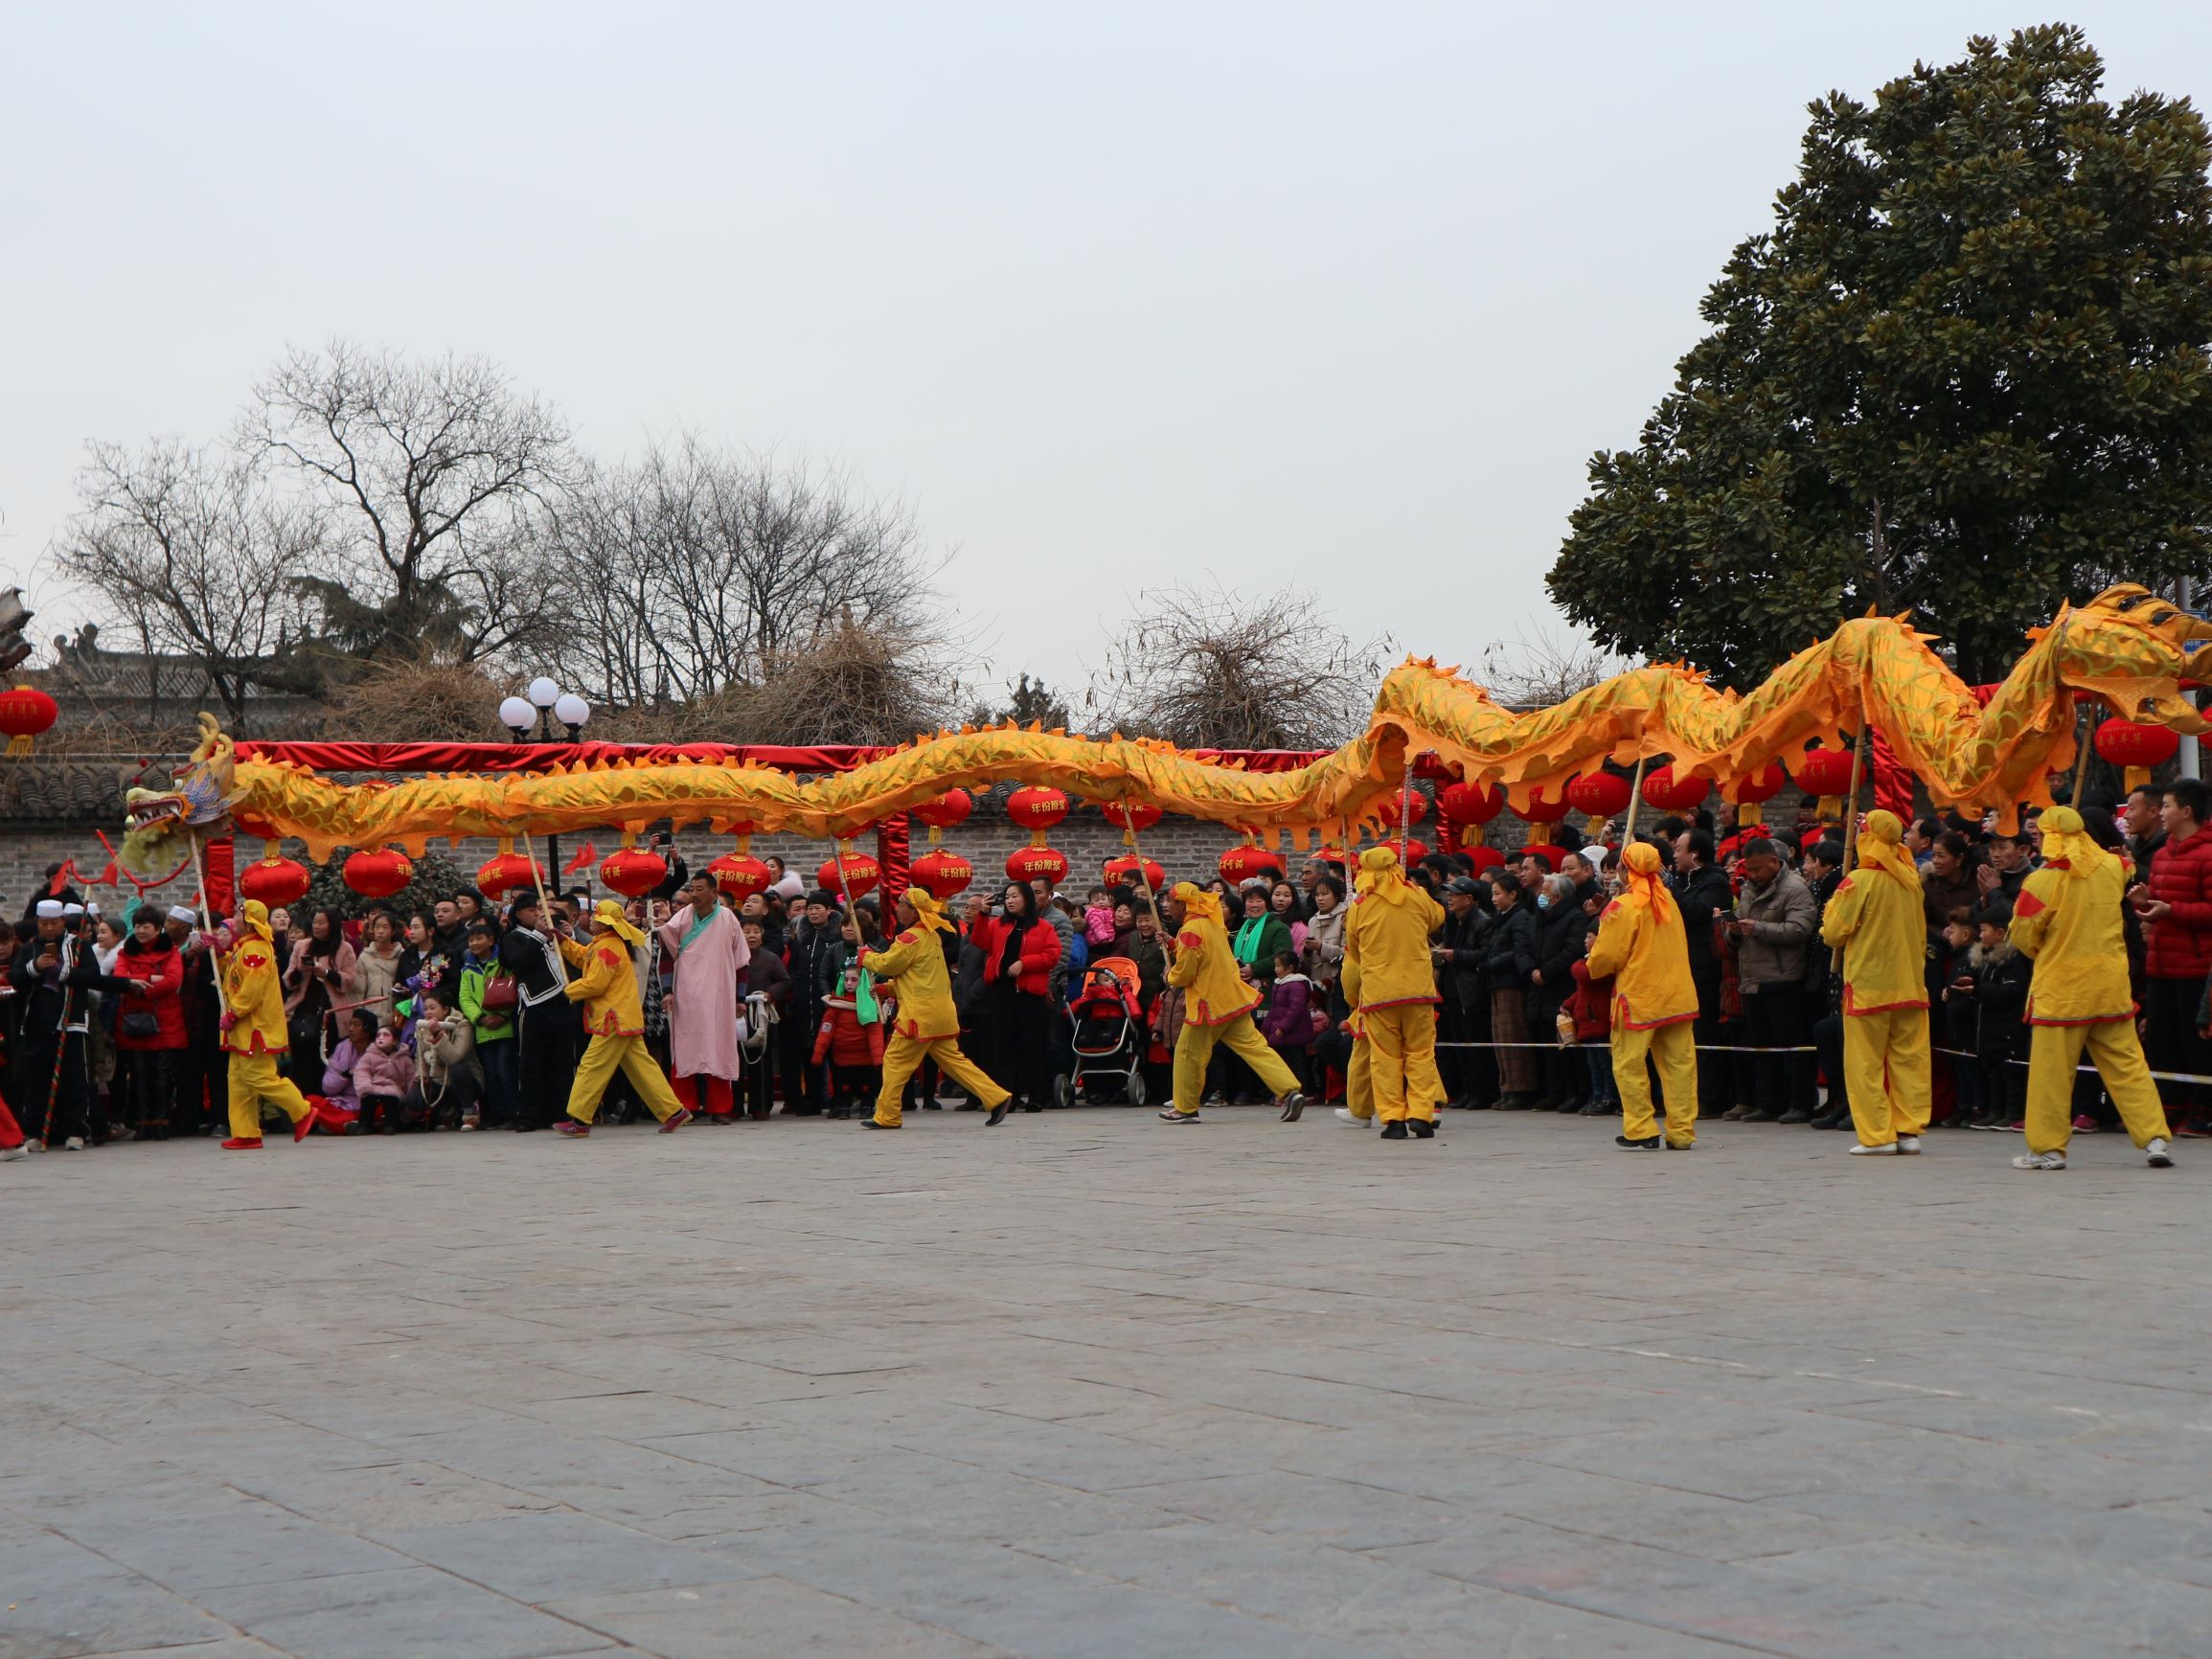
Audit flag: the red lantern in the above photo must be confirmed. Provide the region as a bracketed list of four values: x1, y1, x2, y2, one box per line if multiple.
[1723, 761, 1787, 826]
[706, 851, 773, 902]
[2096, 718, 2181, 789]
[1438, 781, 1505, 824]
[1464, 843, 1506, 875]
[0, 684, 58, 756]
[1006, 786, 1070, 844]
[1790, 746, 1856, 797]
[1639, 764, 1709, 813]
[1004, 844, 1069, 888]
[909, 848, 973, 900]
[1398, 838, 1431, 866]
[1219, 839, 1285, 886]
[1379, 791, 1428, 829]
[1103, 852, 1166, 894]
[910, 788, 973, 845]
[1516, 784, 1572, 827]
[1101, 801, 1163, 836]
[818, 844, 882, 899]
[1520, 842, 1568, 875]
[476, 843, 535, 898]
[1565, 772, 1632, 820]
[600, 844, 669, 898]
[343, 847, 414, 899]
[238, 851, 310, 909]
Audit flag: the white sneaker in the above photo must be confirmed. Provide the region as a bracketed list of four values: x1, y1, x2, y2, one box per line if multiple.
[2012, 1149, 2066, 1170]
[1896, 1136, 1922, 1155]
[2148, 1137, 2175, 1169]
[62, 1137, 85, 1151]
[1848, 1142, 1897, 1156]
[0, 1144, 26, 1162]
[1334, 1107, 1368, 1127]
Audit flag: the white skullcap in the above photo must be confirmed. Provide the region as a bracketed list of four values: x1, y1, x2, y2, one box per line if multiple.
[62, 903, 85, 917]
[1582, 846, 1609, 866]
[168, 905, 198, 923]
[34, 899, 63, 919]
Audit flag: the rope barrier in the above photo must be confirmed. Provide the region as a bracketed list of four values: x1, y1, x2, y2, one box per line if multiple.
[1427, 1037, 2212, 1085]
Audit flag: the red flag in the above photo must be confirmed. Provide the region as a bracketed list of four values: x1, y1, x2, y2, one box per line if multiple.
[47, 859, 77, 896]
[560, 840, 596, 875]
[88, 861, 119, 889]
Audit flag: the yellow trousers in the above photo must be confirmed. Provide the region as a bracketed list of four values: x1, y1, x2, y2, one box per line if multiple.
[1843, 1009, 1929, 1147]
[1365, 1005, 1441, 1123]
[874, 1032, 1008, 1126]
[566, 1034, 684, 1125]
[1613, 1019, 1698, 1146]
[227, 1051, 314, 1140]
[2026, 1018, 2168, 1154]
[1343, 1035, 1373, 1121]
[1170, 1016, 1301, 1116]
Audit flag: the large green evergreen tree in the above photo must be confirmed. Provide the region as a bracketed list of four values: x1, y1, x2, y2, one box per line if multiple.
[1548, 25, 2212, 685]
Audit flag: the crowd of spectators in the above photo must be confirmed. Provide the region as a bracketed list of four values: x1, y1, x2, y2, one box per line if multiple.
[4, 774, 2208, 1153]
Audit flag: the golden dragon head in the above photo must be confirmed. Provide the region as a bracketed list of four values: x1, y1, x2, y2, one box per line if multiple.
[120, 713, 243, 878]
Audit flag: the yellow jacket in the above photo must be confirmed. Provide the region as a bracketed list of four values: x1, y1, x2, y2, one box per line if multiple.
[1817, 867, 1928, 1015]
[2010, 859, 2134, 1025]
[1343, 886, 1444, 1011]
[1585, 889, 1699, 1031]
[222, 934, 288, 1057]
[863, 926, 958, 1041]
[1168, 911, 1261, 1027]
[561, 932, 643, 1037]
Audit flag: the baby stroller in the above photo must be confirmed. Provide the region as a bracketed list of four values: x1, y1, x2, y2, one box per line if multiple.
[1060, 956, 1148, 1106]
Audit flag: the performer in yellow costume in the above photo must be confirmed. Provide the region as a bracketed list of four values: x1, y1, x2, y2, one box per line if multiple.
[219, 898, 335, 1149]
[859, 887, 1013, 1130]
[556, 899, 691, 1137]
[1342, 847, 1447, 1139]
[1332, 960, 1374, 1127]
[2007, 806, 2174, 1171]
[1817, 809, 1930, 1155]
[1157, 881, 1308, 1124]
[1586, 841, 1699, 1149]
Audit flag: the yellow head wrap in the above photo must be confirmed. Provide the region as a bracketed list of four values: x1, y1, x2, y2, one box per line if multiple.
[1173, 881, 1223, 926]
[1357, 844, 1415, 906]
[239, 898, 273, 943]
[593, 897, 647, 947]
[1856, 808, 1919, 888]
[2037, 805, 2114, 881]
[901, 885, 952, 934]
[1620, 841, 1672, 923]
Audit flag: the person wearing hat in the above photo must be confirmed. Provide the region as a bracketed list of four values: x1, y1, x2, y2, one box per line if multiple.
[787, 888, 846, 1115]
[217, 899, 339, 1149]
[554, 898, 691, 1137]
[164, 905, 222, 1137]
[498, 890, 577, 1131]
[1343, 847, 1447, 1139]
[1585, 841, 1700, 1148]
[2009, 806, 2173, 1170]
[856, 887, 1012, 1128]
[11, 896, 106, 1149]
[1156, 881, 1308, 1124]
[1817, 809, 1930, 1155]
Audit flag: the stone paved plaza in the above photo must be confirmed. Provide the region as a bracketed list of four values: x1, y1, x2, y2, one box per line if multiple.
[5, 1107, 2211, 1658]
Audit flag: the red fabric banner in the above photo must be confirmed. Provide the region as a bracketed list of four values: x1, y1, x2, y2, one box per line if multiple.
[232, 739, 911, 773]
[877, 812, 911, 901]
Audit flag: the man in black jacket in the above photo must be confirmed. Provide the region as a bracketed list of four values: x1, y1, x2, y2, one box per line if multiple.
[785, 890, 844, 1114]
[11, 898, 105, 1149]
[1483, 874, 1540, 1108]
[1671, 830, 1733, 1115]
[1430, 877, 1492, 1108]
[498, 890, 577, 1130]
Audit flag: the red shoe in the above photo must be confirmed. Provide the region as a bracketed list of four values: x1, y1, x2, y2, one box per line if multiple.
[221, 1137, 264, 1150]
[658, 1107, 695, 1135]
[294, 1096, 333, 1143]
[2071, 1113, 2099, 1133]
[2177, 1122, 2212, 1139]
[555, 1121, 590, 1138]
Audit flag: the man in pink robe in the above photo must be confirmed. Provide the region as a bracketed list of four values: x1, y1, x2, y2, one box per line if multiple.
[657, 872, 750, 1119]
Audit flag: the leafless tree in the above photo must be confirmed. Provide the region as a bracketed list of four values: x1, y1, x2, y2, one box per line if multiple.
[1474, 625, 1636, 710]
[245, 341, 571, 663]
[1089, 582, 1391, 750]
[538, 435, 946, 708]
[50, 439, 324, 731]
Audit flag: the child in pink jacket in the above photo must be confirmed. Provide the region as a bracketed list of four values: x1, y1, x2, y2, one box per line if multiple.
[353, 1023, 417, 1135]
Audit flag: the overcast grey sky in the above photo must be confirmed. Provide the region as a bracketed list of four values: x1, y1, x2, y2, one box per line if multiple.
[5, 4, 2208, 701]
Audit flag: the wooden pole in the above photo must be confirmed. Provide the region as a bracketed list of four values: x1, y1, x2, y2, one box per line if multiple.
[1840, 714, 1871, 874]
[1398, 758, 1415, 864]
[188, 834, 228, 1016]
[1621, 754, 1650, 849]
[519, 831, 569, 988]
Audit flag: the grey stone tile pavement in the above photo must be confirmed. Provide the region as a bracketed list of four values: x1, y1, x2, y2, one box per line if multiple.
[4, 1107, 2212, 1656]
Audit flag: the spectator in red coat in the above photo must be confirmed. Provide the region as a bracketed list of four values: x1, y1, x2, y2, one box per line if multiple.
[810, 966, 885, 1120]
[110, 911, 188, 1140]
[2133, 778, 2212, 1131]
[1563, 955, 1616, 1117]
[971, 883, 1062, 1110]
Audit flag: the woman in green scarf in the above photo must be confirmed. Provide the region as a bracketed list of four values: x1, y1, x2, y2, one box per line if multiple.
[1231, 885, 1294, 990]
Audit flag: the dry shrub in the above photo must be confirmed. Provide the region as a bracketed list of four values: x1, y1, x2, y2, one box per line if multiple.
[342, 653, 513, 741]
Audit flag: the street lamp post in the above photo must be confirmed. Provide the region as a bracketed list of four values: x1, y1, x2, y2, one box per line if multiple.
[500, 679, 592, 891]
